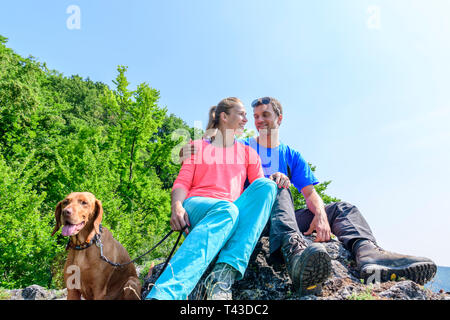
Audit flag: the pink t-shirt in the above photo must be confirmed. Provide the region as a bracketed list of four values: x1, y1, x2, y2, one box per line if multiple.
[172, 139, 264, 202]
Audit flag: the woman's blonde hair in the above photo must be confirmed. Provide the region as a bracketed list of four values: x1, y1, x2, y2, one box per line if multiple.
[204, 97, 242, 140]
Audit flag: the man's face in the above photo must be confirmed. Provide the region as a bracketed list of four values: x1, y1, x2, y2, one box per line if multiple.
[253, 104, 282, 133]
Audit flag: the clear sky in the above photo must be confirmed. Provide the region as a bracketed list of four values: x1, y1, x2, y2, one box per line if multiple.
[1, 0, 449, 265]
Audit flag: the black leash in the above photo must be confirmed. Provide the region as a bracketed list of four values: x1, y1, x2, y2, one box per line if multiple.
[95, 225, 188, 279]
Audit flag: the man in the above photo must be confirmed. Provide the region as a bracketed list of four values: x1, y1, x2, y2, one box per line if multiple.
[180, 97, 437, 297]
[244, 97, 437, 291]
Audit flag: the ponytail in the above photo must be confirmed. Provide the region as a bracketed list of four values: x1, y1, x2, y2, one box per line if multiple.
[204, 106, 219, 140]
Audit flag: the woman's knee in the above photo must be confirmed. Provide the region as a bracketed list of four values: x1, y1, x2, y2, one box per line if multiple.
[216, 200, 239, 224]
[252, 177, 278, 196]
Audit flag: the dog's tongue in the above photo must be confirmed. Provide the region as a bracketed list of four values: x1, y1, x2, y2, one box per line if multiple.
[62, 223, 83, 236]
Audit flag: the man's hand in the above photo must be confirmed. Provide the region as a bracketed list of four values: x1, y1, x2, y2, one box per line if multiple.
[301, 184, 331, 242]
[303, 212, 331, 242]
[170, 201, 191, 235]
[179, 142, 198, 163]
[269, 172, 291, 189]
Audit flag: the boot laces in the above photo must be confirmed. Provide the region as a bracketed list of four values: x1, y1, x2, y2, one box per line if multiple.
[204, 263, 236, 295]
[287, 233, 308, 256]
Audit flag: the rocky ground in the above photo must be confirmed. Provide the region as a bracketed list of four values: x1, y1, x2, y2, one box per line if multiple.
[3, 236, 450, 300]
[144, 235, 450, 300]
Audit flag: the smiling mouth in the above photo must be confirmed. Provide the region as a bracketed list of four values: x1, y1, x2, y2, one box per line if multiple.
[61, 221, 86, 236]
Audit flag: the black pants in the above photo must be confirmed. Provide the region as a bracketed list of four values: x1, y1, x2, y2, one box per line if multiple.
[266, 188, 377, 257]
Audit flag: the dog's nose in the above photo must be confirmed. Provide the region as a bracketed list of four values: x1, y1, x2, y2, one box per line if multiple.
[63, 207, 73, 216]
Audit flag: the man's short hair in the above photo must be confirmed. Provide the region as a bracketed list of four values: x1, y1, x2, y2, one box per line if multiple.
[251, 97, 283, 117]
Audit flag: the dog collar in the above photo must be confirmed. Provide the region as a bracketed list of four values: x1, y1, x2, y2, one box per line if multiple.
[66, 224, 103, 251]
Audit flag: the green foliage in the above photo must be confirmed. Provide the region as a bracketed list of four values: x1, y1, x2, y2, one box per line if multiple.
[0, 38, 188, 289]
[347, 285, 378, 300]
[147, 113, 200, 189]
[0, 154, 57, 288]
[290, 163, 341, 210]
[0, 287, 11, 300]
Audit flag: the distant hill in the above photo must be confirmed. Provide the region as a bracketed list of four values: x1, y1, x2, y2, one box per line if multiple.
[425, 266, 450, 293]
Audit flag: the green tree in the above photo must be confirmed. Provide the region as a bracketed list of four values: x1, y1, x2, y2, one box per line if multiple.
[98, 66, 171, 257]
[0, 154, 57, 288]
[290, 163, 340, 210]
[146, 113, 202, 189]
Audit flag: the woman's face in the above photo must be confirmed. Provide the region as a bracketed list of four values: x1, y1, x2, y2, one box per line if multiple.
[221, 103, 248, 135]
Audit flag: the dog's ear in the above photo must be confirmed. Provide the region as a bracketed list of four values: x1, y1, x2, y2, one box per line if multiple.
[51, 201, 63, 236]
[93, 199, 104, 235]
[86, 199, 104, 243]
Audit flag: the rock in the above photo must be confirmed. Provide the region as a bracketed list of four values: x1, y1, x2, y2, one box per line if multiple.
[142, 235, 450, 300]
[378, 281, 428, 300]
[7, 285, 67, 300]
[7, 236, 450, 300]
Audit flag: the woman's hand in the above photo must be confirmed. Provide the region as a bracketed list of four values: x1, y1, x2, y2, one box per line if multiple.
[270, 172, 291, 189]
[170, 201, 191, 235]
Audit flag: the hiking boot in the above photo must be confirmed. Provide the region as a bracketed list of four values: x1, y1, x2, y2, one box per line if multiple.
[204, 263, 238, 300]
[353, 239, 437, 285]
[281, 233, 332, 295]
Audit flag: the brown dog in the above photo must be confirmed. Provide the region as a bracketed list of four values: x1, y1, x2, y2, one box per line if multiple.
[52, 192, 142, 300]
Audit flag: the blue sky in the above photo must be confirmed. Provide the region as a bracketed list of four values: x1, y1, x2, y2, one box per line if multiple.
[1, 0, 449, 266]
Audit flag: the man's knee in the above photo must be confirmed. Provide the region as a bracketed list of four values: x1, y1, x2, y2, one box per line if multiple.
[328, 201, 359, 212]
[325, 201, 363, 224]
[272, 187, 295, 214]
[276, 185, 292, 196]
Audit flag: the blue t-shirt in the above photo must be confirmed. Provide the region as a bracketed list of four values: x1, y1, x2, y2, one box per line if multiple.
[239, 137, 319, 192]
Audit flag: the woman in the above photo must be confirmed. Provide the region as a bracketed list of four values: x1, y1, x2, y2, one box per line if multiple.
[145, 97, 277, 300]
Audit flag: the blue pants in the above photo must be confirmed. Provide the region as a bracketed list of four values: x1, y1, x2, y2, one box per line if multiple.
[146, 177, 277, 300]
